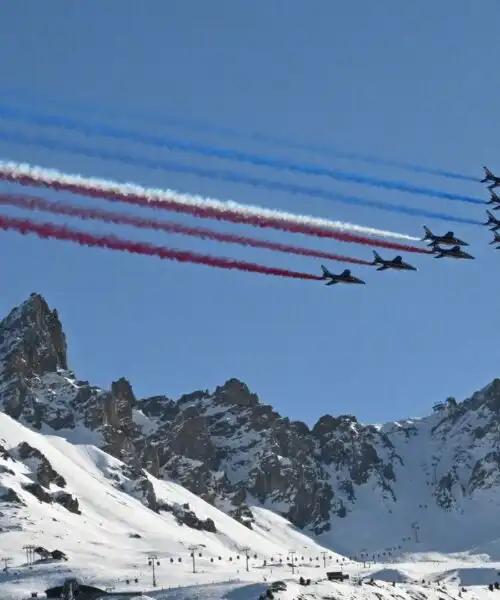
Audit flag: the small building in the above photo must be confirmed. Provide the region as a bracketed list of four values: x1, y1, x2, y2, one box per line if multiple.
[327, 571, 349, 582]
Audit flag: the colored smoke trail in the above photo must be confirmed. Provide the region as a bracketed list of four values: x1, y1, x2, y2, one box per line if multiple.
[0, 213, 325, 281]
[0, 85, 477, 183]
[0, 192, 374, 266]
[0, 131, 483, 227]
[0, 104, 483, 204]
[0, 161, 434, 255]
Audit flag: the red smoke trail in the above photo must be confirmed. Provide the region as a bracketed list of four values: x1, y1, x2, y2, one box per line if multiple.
[0, 213, 325, 281]
[0, 192, 374, 266]
[0, 167, 433, 255]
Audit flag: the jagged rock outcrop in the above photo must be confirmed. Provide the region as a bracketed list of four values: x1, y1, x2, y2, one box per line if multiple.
[23, 481, 53, 503]
[0, 486, 24, 505]
[16, 442, 66, 488]
[0, 443, 12, 461]
[21, 482, 80, 514]
[157, 499, 217, 532]
[33, 546, 68, 561]
[0, 293, 67, 428]
[52, 490, 81, 514]
[3, 293, 500, 553]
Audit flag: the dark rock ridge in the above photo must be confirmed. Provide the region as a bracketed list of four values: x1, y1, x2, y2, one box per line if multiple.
[15, 442, 67, 488]
[21, 482, 81, 514]
[3, 294, 500, 552]
[0, 486, 24, 505]
[157, 499, 217, 532]
[33, 546, 68, 561]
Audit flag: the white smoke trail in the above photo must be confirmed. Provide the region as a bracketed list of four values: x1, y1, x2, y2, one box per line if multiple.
[0, 161, 421, 241]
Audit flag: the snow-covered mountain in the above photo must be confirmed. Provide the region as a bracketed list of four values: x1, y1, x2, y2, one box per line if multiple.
[0, 409, 342, 598]
[3, 292, 500, 570]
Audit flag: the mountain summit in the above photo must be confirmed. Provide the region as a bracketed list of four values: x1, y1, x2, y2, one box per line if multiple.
[1, 293, 500, 557]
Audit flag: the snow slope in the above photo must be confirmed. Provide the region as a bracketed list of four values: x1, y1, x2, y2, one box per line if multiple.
[269, 577, 500, 600]
[314, 402, 500, 556]
[0, 412, 345, 599]
[2, 403, 500, 600]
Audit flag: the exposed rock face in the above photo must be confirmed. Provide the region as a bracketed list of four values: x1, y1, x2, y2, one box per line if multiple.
[33, 546, 68, 561]
[21, 482, 80, 514]
[3, 293, 500, 552]
[0, 293, 67, 428]
[23, 481, 52, 503]
[16, 442, 66, 488]
[52, 490, 81, 514]
[157, 500, 217, 532]
[0, 486, 24, 505]
[0, 443, 13, 461]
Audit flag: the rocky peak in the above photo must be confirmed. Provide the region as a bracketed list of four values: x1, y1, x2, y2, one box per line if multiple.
[177, 389, 210, 407]
[0, 293, 70, 425]
[312, 414, 358, 438]
[0, 292, 67, 377]
[473, 378, 500, 412]
[102, 377, 136, 431]
[137, 395, 179, 422]
[213, 378, 259, 408]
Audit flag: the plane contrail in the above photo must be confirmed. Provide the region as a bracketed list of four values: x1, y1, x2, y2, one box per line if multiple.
[0, 131, 483, 227]
[0, 161, 434, 255]
[0, 103, 483, 204]
[0, 192, 374, 266]
[0, 213, 325, 281]
[0, 86, 478, 183]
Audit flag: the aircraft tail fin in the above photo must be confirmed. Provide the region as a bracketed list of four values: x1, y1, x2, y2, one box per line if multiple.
[488, 190, 500, 204]
[372, 250, 383, 264]
[482, 166, 494, 182]
[422, 225, 433, 241]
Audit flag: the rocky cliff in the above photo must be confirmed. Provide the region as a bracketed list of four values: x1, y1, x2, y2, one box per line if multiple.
[2, 293, 500, 555]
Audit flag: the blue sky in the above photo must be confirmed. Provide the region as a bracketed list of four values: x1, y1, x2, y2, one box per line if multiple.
[0, 0, 499, 426]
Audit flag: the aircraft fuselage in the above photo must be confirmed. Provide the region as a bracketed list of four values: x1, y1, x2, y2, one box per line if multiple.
[434, 237, 466, 247]
[437, 251, 474, 260]
[378, 263, 416, 271]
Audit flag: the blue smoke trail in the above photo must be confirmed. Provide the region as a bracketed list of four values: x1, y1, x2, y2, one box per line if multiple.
[0, 130, 483, 227]
[0, 104, 483, 205]
[0, 85, 478, 183]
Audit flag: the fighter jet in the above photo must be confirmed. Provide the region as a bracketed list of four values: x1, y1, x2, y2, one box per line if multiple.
[489, 231, 500, 246]
[371, 251, 417, 271]
[486, 190, 500, 210]
[484, 210, 500, 231]
[320, 265, 366, 285]
[433, 245, 474, 260]
[421, 225, 468, 248]
[481, 166, 500, 190]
